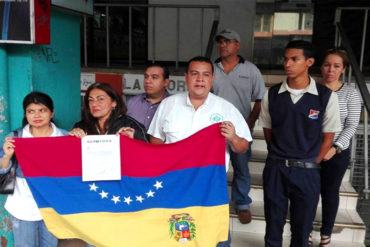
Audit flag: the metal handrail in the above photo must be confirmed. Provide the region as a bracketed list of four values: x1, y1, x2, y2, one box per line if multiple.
[336, 23, 370, 113]
[335, 20, 369, 198]
[205, 20, 219, 59]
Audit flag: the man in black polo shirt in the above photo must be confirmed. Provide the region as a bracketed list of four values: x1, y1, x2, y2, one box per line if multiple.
[259, 40, 341, 247]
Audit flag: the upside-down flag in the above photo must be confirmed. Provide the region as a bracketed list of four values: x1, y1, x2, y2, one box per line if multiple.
[14, 124, 229, 247]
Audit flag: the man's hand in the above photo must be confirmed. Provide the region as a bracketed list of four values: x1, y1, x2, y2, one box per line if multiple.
[220, 121, 249, 153]
[220, 121, 236, 141]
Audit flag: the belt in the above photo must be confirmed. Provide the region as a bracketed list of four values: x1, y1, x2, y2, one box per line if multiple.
[268, 157, 320, 169]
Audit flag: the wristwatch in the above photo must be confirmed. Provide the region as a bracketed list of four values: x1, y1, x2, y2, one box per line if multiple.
[333, 144, 342, 154]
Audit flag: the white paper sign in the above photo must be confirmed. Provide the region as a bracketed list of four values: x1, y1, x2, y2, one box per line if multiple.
[81, 135, 121, 181]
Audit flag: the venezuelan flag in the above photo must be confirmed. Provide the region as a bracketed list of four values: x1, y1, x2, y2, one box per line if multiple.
[14, 124, 229, 247]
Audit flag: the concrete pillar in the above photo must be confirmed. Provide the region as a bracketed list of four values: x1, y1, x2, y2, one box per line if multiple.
[0, 44, 10, 140]
[0, 43, 13, 247]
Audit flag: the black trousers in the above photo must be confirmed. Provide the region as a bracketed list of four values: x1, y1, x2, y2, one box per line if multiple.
[263, 158, 320, 247]
[320, 148, 350, 236]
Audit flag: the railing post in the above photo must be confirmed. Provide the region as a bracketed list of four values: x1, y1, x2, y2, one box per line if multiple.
[129, 6, 132, 68]
[350, 134, 357, 183]
[200, 8, 204, 55]
[106, 6, 110, 68]
[365, 110, 369, 199]
[152, 7, 156, 63]
[176, 7, 180, 70]
[360, 9, 369, 199]
[334, 8, 341, 47]
[348, 65, 356, 183]
[359, 9, 368, 72]
[84, 15, 88, 67]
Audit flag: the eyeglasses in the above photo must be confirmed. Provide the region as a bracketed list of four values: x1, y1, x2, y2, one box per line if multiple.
[216, 39, 237, 46]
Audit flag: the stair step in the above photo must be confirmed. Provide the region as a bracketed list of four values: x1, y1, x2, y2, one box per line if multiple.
[261, 74, 321, 86]
[229, 96, 366, 245]
[229, 201, 366, 244]
[251, 138, 267, 151]
[251, 122, 264, 139]
[262, 74, 286, 85]
[230, 231, 366, 247]
[251, 150, 268, 161]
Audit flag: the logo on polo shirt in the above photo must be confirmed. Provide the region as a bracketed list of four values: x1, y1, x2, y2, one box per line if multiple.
[210, 113, 224, 123]
[308, 109, 320, 119]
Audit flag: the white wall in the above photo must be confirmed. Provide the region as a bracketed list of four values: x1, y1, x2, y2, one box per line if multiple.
[148, 0, 256, 62]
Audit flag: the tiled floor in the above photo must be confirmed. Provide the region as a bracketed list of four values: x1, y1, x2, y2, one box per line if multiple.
[230, 232, 366, 247]
[229, 201, 365, 238]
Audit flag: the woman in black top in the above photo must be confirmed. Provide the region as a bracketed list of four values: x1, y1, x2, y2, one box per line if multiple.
[69, 82, 147, 141]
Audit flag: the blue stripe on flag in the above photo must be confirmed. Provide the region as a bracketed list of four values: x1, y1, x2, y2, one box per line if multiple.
[26, 165, 228, 214]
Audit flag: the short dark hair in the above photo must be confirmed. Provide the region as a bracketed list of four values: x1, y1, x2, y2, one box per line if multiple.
[82, 82, 127, 133]
[285, 40, 315, 59]
[322, 48, 349, 69]
[186, 56, 214, 74]
[146, 62, 170, 80]
[22, 92, 54, 126]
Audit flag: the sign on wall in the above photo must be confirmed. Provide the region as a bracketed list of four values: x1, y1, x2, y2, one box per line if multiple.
[124, 74, 187, 95]
[81, 72, 187, 96]
[0, 0, 50, 44]
[80, 73, 124, 97]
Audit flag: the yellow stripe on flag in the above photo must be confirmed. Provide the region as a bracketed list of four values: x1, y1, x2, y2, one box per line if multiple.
[41, 205, 229, 247]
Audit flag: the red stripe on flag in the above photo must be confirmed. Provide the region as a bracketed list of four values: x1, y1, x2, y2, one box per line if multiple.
[15, 124, 226, 178]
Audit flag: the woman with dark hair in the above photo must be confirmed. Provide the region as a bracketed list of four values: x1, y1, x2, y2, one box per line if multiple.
[314, 49, 361, 247]
[69, 82, 147, 141]
[67, 84, 147, 247]
[0, 92, 67, 247]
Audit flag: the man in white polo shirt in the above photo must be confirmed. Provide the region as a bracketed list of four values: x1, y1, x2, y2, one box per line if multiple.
[148, 56, 252, 247]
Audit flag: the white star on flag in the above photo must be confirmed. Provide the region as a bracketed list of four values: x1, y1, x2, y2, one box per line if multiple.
[153, 181, 163, 190]
[146, 190, 155, 198]
[123, 196, 132, 205]
[111, 196, 120, 204]
[99, 190, 108, 199]
[136, 195, 144, 203]
[89, 180, 165, 205]
[89, 183, 98, 191]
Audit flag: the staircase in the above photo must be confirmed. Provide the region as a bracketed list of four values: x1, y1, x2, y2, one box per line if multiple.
[227, 74, 367, 247]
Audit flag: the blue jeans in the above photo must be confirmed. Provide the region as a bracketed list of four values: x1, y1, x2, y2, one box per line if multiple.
[230, 146, 252, 210]
[11, 216, 57, 247]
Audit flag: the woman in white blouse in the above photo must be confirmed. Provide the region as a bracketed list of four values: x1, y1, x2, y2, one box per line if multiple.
[0, 92, 67, 247]
[317, 49, 361, 247]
